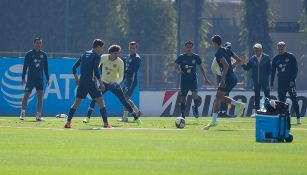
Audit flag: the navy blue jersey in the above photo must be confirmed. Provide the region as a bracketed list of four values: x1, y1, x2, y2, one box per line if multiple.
[271, 52, 298, 85]
[72, 50, 101, 84]
[215, 47, 235, 77]
[175, 53, 202, 81]
[123, 53, 141, 88]
[22, 49, 49, 82]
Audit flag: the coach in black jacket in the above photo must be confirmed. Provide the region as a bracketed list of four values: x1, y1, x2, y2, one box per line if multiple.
[271, 42, 301, 124]
[242, 43, 271, 116]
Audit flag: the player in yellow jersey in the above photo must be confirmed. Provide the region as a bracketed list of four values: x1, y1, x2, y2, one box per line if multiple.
[83, 45, 142, 126]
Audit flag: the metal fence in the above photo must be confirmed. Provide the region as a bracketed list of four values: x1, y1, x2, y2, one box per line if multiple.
[1, 51, 307, 90]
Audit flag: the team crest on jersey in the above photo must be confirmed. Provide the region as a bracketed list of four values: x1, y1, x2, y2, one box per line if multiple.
[113, 64, 117, 68]
[185, 65, 189, 68]
[285, 58, 289, 62]
[279, 64, 282, 68]
[40, 55, 43, 58]
[192, 60, 196, 64]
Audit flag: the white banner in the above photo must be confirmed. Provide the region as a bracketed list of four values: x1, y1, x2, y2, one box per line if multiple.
[140, 90, 307, 117]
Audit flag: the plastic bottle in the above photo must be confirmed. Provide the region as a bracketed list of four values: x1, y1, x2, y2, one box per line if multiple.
[260, 98, 265, 111]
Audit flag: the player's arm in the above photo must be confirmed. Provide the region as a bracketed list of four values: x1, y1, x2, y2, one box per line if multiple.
[95, 56, 105, 91]
[21, 53, 30, 85]
[72, 57, 81, 85]
[270, 57, 277, 88]
[219, 57, 229, 88]
[232, 52, 244, 65]
[117, 60, 124, 84]
[199, 63, 211, 85]
[174, 56, 182, 73]
[231, 58, 239, 69]
[241, 57, 252, 71]
[43, 54, 50, 86]
[289, 55, 298, 86]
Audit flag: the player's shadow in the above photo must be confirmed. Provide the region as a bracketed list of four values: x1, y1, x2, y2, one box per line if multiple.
[215, 129, 238, 132]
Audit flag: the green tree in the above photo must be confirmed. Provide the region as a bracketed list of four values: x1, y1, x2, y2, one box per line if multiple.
[242, 0, 272, 57]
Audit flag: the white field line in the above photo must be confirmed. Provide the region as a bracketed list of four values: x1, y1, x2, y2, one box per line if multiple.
[0, 125, 186, 131]
[0, 125, 306, 132]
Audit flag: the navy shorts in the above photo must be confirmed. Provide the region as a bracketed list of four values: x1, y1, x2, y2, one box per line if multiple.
[218, 75, 237, 94]
[25, 81, 43, 93]
[180, 78, 198, 96]
[76, 82, 101, 99]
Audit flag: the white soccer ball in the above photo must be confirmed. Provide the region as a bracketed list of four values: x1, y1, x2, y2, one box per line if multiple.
[56, 114, 68, 118]
[175, 117, 185, 129]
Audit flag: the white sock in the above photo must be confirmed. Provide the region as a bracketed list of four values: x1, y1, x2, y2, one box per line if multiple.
[212, 113, 218, 121]
[123, 111, 128, 118]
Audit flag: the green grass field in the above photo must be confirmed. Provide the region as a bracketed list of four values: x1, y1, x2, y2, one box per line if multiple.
[0, 116, 306, 175]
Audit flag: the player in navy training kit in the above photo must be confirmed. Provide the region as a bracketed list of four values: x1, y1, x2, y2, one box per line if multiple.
[82, 45, 142, 126]
[271, 42, 302, 124]
[204, 35, 245, 130]
[118, 41, 141, 122]
[64, 39, 110, 128]
[174, 41, 211, 119]
[20, 38, 49, 121]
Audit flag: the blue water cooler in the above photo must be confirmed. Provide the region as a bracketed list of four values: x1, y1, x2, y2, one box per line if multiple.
[256, 113, 293, 143]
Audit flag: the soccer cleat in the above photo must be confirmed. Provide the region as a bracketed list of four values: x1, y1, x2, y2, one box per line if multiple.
[64, 123, 71, 128]
[19, 112, 25, 121]
[117, 117, 128, 122]
[103, 123, 112, 128]
[83, 117, 90, 123]
[297, 118, 302, 125]
[192, 105, 199, 118]
[250, 113, 257, 118]
[36, 117, 45, 121]
[135, 118, 142, 126]
[236, 103, 245, 117]
[204, 120, 218, 130]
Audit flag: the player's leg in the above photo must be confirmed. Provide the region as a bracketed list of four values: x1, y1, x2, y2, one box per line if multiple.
[288, 82, 301, 124]
[65, 98, 83, 128]
[252, 83, 261, 117]
[111, 85, 142, 125]
[119, 83, 140, 122]
[35, 90, 44, 121]
[222, 77, 245, 117]
[83, 100, 96, 123]
[204, 90, 223, 129]
[95, 97, 110, 128]
[20, 83, 34, 120]
[191, 91, 200, 118]
[65, 86, 86, 128]
[180, 82, 189, 118]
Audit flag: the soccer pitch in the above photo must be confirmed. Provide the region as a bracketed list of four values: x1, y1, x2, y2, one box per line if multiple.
[0, 117, 306, 175]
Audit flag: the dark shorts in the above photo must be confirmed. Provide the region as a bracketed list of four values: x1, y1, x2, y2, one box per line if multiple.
[25, 81, 43, 93]
[76, 82, 101, 99]
[180, 78, 198, 96]
[218, 75, 237, 94]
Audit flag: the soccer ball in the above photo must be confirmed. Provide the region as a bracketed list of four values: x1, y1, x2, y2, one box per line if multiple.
[175, 117, 185, 128]
[56, 114, 68, 118]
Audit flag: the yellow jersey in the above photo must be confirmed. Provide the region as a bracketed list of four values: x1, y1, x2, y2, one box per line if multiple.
[99, 54, 124, 84]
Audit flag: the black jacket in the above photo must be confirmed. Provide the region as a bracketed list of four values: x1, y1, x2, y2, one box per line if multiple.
[242, 53, 271, 85]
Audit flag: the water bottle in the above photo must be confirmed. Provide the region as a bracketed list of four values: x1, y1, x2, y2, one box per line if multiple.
[260, 98, 265, 111]
[286, 98, 291, 111]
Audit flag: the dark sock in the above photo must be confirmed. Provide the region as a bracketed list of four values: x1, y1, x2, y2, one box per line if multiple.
[194, 97, 200, 107]
[87, 108, 93, 118]
[67, 108, 76, 122]
[132, 112, 138, 120]
[99, 107, 108, 124]
[180, 103, 186, 117]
